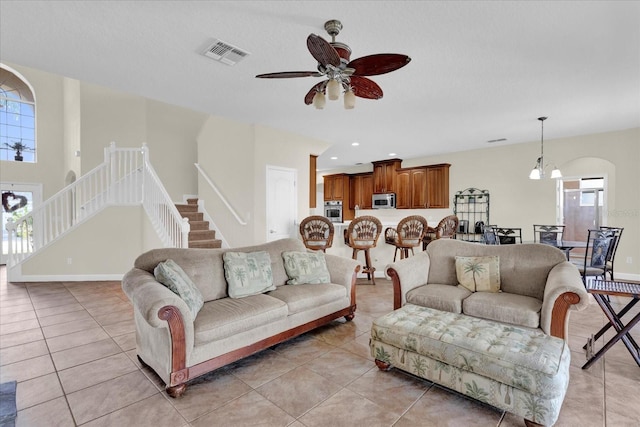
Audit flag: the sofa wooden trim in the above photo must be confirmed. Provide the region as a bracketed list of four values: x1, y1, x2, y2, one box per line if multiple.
[146, 266, 359, 398]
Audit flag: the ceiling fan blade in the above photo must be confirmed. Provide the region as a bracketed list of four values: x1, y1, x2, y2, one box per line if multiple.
[304, 81, 326, 105]
[349, 76, 383, 100]
[307, 34, 341, 67]
[348, 54, 411, 76]
[255, 71, 322, 78]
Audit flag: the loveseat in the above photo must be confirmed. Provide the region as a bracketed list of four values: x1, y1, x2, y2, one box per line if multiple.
[122, 238, 359, 397]
[370, 239, 589, 426]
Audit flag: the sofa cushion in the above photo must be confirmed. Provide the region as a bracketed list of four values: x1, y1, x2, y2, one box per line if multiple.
[223, 251, 276, 298]
[282, 251, 331, 285]
[267, 283, 347, 315]
[463, 292, 542, 328]
[153, 259, 204, 318]
[194, 294, 288, 343]
[455, 256, 501, 293]
[406, 284, 472, 314]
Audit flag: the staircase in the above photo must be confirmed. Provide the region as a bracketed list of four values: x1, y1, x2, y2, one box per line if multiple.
[175, 198, 222, 249]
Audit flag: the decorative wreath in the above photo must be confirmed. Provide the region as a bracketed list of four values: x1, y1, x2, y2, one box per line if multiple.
[2, 191, 28, 213]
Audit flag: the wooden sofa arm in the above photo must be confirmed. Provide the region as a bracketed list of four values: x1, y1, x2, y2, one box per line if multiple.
[157, 305, 189, 397]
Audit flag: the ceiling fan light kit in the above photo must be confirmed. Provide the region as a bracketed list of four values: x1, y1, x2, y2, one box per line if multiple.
[256, 19, 411, 110]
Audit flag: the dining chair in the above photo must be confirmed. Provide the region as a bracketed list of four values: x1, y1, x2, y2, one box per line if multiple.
[577, 229, 615, 285]
[482, 226, 500, 245]
[599, 226, 624, 280]
[423, 215, 459, 250]
[299, 215, 334, 252]
[533, 224, 565, 245]
[495, 227, 522, 244]
[385, 215, 428, 261]
[344, 215, 383, 284]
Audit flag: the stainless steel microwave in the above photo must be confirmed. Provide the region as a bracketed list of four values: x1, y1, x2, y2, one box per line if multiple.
[372, 193, 396, 209]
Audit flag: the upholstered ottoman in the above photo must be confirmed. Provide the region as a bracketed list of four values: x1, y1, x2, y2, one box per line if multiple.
[370, 304, 571, 427]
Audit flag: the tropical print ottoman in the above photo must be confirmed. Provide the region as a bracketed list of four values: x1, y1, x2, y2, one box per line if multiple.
[370, 304, 571, 426]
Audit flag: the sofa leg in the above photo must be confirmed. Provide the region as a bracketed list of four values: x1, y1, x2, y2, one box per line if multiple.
[344, 314, 355, 321]
[166, 383, 187, 398]
[524, 419, 545, 427]
[375, 359, 392, 371]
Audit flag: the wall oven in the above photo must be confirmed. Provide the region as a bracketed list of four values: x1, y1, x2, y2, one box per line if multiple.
[324, 200, 343, 223]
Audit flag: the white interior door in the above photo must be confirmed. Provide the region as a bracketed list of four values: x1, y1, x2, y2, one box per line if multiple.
[266, 166, 297, 242]
[1, 182, 42, 265]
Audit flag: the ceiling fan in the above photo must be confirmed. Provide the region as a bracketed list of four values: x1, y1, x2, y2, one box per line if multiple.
[255, 19, 411, 109]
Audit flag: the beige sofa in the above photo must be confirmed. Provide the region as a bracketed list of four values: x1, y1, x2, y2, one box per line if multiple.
[370, 239, 589, 426]
[122, 238, 359, 397]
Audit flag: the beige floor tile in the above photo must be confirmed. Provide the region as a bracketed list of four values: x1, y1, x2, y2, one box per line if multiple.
[58, 352, 137, 393]
[169, 368, 252, 421]
[37, 308, 93, 327]
[51, 338, 123, 371]
[15, 396, 75, 427]
[606, 410, 640, 426]
[394, 385, 502, 427]
[42, 317, 101, 339]
[309, 319, 364, 347]
[66, 370, 158, 425]
[0, 296, 31, 307]
[16, 372, 64, 410]
[0, 354, 55, 383]
[0, 339, 49, 366]
[102, 318, 136, 337]
[0, 303, 34, 315]
[230, 349, 297, 388]
[81, 393, 187, 427]
[299, 387, 399, 427]
[112, 331, 136, 351]
[34, 301, 85, 318]
[84, 301, 132, 317]
[304, 347, 372, 387]
[347, 368, 430, 414]
[340, 330, 375, 360]
[257, 366, 341, 418]
[0, 309, 36, 325]
[190, 390, 295, 427]
[80, 295, 127, 308]
[272, 333, 336, 365]
[92, 307, 133, 326]
[46, 326, 110, 353]
[0, 318, 40, 335]
[30, 294, 77, 310]
[0, 327, 43, 349]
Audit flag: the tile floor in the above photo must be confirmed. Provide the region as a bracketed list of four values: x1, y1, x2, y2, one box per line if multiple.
[1, 266, 639, 426]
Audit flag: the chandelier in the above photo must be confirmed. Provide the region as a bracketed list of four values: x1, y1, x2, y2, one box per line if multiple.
[529, 117, 562, 180]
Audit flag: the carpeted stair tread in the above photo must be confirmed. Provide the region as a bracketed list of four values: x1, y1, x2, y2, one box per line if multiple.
[176, 204, 199, 213]
[189, 230, 217, 241]
[181, 211, 203, 221]
[189, 239, 222, 249]
[188, 220, 210, 231]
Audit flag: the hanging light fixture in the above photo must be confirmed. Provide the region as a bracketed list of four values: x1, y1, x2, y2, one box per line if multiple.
[529, 116, 562, 180]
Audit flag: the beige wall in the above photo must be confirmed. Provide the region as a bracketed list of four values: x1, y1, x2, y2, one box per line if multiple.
[321, 127, 640, 278]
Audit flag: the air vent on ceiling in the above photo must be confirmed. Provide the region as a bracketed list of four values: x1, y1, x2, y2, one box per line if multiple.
[203, 39, 250, 66]
[487, 138, 507, 143]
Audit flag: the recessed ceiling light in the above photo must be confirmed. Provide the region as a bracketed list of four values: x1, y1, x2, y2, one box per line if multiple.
[389, 152, 397, 156]
[351, 142, 359, 146]
[330, 156, 338, 160]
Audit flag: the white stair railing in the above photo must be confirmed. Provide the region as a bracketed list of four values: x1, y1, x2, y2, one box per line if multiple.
[6, 142, 188, 268]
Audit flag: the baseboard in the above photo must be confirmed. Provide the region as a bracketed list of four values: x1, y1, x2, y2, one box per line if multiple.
[8, 273, 124, 283]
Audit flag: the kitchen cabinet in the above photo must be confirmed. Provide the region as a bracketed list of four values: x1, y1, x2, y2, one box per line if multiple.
[372, 159, 401, 194]
[349, 173, 374, 210]
[425, 164, 450, 208]
[396, 167, 428, 208]
[310, 155, 317, 208]
[323, 173, 348, 201]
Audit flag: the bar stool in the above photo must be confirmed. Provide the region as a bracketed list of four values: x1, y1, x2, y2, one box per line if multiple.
[299, 215, 334, 252]
[344, 215, 382, 284]
[385, 215, 428, 261]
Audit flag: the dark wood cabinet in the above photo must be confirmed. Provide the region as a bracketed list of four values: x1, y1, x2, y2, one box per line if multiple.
[349, 173, 374, 210]
[310, 155, 317, 208]
[425, 164, 450, 208]
[323, 174, 348, 201]
[372, 159, 401, 193]
[396, 167, 427, 209]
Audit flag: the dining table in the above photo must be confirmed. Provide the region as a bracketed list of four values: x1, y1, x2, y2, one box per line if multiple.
[523, 240, 587, 260]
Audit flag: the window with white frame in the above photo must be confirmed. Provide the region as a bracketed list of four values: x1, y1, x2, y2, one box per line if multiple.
[0, 65, 36, 162]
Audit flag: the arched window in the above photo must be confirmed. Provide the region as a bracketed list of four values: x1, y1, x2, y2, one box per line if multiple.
[0, 65, 36, 162]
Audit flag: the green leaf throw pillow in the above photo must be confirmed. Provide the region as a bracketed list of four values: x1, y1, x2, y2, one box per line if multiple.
[455, 255, 501, 293]
[154, 259, 204, 318]
[223, 251, 275, 298]
[282, 251, 331, 285]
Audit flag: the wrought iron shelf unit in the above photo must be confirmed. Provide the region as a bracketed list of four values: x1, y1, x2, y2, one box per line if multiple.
[453, 188, 490, 242]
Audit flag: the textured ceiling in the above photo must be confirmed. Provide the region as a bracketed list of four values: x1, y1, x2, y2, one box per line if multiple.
[1, 1, 638, 170]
